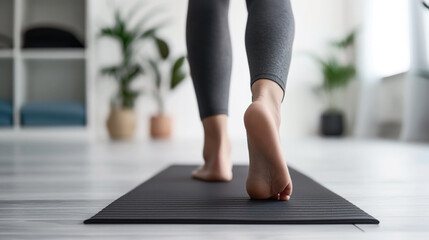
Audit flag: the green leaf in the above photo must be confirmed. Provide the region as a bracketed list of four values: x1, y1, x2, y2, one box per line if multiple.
[320, 58, 355, 90]
[423, 1, 429, 10]
[121, 32, 136, 57]
[171, 72, 186, 89]
[308, 53, 355, 91]
[172, 56, 185, 73]
[100, 27, 115, 37]
[155, 37, 169, 59]
[118, 65, 142, 109]
[170, 56, 186, 89]
[141, 28, 157, 38]
[121, 89, 140, 109]
[101, 66, 119, 76]
[100, 8, 158, 109]
[127, 65, 142, 82]
[331, 29, 356, 49]
[149, 59, 162, 89]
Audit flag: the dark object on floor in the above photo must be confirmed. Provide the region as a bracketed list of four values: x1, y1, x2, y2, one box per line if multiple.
[23, 27, 84, 48]
[84, 165, 379, 224]
[21, 101, 86, 126]
[321, 110, 344, 136]
[0, 100, 13, 126]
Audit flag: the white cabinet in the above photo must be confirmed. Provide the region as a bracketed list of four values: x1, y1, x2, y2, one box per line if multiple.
[0, 0, 93, 138]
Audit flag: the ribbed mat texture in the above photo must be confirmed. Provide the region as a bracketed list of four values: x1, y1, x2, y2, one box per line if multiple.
[84, 165, 379, 224]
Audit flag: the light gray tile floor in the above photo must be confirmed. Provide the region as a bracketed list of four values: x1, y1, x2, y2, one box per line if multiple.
[0, 138, 428, 239]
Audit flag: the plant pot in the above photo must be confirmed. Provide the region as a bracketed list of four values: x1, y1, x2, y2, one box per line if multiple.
[320, 110, 344, 136]
[106, 108, 136, 140]
[150, 114, 172, 139]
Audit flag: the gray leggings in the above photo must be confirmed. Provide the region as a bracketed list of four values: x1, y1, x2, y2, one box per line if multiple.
[186, 0, 295, 120]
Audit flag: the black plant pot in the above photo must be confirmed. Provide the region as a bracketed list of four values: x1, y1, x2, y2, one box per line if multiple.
[320, 110, 344, 136]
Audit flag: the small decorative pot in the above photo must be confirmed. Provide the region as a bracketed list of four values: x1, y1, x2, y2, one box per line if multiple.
[106, 108, 136, 140]
[320, 110, 344, 136]
[150, 114, 172, 139]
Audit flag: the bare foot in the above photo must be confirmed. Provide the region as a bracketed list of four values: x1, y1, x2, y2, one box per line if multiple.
[244, 80, 292, 201]
[192, 115, 232, 181]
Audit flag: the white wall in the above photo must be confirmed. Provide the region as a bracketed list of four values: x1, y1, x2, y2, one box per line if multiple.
[283, 0, 358, 138]
[354, 0, 410, 138]
[94, 0, 357, 141]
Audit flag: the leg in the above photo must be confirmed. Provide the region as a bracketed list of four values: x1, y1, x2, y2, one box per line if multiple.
[244, 0, 295, 200]
[186, 0, 233, 181]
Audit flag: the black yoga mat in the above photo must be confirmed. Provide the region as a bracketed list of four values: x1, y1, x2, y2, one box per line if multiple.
[85, 165, 379, 224]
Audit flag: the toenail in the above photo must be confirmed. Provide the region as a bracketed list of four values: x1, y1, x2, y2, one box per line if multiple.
[277, 193, 280, 200]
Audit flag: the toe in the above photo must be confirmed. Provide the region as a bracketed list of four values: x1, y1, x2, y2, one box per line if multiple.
[279, 181, 293, 201]
[271, 193, 281, 201]
[191, 166, 204, 179]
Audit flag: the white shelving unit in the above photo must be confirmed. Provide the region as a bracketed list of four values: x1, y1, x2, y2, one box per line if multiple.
[0, 50, 14, 58]
[21, 49, 87, 60]
[0, 0, 94, 138]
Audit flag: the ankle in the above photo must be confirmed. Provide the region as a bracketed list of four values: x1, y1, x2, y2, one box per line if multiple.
[202, 115, 229, 139]
[201, 114, 230, 158]
[202, 135, 231, 166]
[251, 79, 283, 107]
[249, 80, 283, 127]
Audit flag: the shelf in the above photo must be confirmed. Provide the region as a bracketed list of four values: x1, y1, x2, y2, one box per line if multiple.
[0, 0, 14, 48]
[24, 59, 86, 102]
[0, 49, 13, 58]
[0, 59, 13, 101]
[0, 0, 92, 135]
[22, 0, 86, 45]
[21, 49, 86, 60]
[0, 58, 14, 127]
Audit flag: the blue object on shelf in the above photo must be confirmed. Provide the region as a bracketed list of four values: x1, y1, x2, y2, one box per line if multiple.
[0, 100, 13, 126]
[21, 101, 86, 126]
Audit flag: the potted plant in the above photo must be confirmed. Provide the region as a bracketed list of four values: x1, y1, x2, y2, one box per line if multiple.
[145, 39, 187, 139]
[100, 10, 168, 140]
[311, 30, 357, 136]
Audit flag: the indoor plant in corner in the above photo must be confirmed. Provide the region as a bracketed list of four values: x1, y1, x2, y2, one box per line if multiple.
[311, 30, 357, 136]
[100, 10, 168, 140]
[145, 36, 187, 139]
